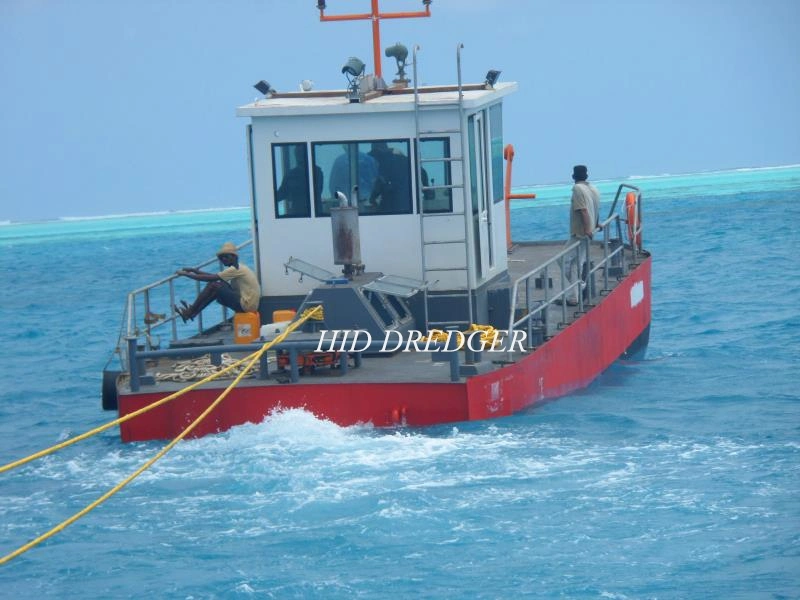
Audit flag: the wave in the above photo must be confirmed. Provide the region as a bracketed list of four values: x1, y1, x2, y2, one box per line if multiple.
[517, 163, 800, 189]
[57, 205, 249, 223]
[627, 173, 674, 180]
[0, 205, 250, 228]
[628, 163, 800, 180]
[734, 163, 800, 172]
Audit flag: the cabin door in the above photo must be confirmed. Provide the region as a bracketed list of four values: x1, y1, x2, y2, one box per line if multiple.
[468, 113, 492, 282]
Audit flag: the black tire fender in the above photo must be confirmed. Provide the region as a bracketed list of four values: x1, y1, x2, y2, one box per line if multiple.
[102, 369, 122, 411]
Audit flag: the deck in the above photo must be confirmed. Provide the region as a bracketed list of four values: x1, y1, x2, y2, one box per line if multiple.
[119, 239, 636, 395]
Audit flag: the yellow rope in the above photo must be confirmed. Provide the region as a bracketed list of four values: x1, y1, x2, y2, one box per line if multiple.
[1, 351, 254, 474]
[420, 329, 464, 345]
[0, 305, 320, 565]
[468, 324, 501, 350]
[420, 324, 499, 349]
[300, 305, 324, 320]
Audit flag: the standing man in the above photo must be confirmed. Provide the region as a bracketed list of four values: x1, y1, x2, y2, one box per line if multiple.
[562, 164, 600, 305]
[329, 144, 378, 205]
[174, 242, 261, 322]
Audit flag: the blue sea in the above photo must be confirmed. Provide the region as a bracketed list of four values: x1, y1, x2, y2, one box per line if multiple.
[1, 166, 799, 598]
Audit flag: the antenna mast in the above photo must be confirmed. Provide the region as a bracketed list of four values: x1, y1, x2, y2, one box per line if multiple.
[317, 1, 432, 79]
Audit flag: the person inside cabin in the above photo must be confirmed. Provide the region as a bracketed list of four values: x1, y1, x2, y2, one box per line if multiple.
[367, 141, 412, 213]
[174, 242, 261, 322]
[276, 144, 321, 217]
[560, 164, 601, 306]
[420, 167, 435, 202]
[329, 144, 378, 205]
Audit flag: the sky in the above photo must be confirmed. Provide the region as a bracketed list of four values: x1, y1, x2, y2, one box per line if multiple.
[1, 0, 798, 222]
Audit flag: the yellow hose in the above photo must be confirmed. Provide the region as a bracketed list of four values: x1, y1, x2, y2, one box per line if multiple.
[1, 351, 253, 474]
[0, 306, 321, 564]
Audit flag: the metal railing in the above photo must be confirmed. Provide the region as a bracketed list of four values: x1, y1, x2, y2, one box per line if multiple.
[116, 240, 253, 369]
[506, 184, 641, 348]
[608, 183, 644, 258]
[124, 334, 464, 390]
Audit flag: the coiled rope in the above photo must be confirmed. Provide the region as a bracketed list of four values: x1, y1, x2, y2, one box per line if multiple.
[300, 305, 324, 320]
[0, 305, 321, 565]
[421, 324, 500, 349]
[154, 353, 268, 383]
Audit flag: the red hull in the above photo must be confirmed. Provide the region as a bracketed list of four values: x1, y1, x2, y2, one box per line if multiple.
[118, 258, 651, 442]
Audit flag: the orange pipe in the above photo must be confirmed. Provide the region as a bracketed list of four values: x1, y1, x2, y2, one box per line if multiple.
[319, 1, 431, 79]
[503, 144, 535, 252]
[371, 0, 381, 78]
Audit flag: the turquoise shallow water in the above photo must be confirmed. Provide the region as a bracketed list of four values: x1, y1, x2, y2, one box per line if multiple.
[1, 166, 799, 598]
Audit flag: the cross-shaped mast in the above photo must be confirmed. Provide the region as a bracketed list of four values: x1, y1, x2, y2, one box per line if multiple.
[317, 0, 432, 79]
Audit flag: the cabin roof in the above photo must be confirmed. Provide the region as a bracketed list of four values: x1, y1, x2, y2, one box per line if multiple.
[237, 81, 518, 117]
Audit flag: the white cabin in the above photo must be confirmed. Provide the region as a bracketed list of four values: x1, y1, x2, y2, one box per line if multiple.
[237, 75, 518, 326]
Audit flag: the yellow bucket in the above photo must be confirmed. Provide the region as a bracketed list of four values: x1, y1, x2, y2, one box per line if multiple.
[233, 312, 261, 344]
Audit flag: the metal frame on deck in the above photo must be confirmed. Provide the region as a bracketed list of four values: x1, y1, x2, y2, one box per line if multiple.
[116, 240, 254, 368]
[506, 185, 642, 349]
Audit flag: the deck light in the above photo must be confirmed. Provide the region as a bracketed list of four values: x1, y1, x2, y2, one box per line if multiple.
[342, 57, 366, 79]
[385, 43, 409, 84]
[484, 69, 501, 88]
[253, 80, 274, 97]
[342, 57, 366, 102]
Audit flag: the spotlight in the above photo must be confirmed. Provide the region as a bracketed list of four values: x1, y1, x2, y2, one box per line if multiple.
[316, 1, 326, 9]
[484, 69, 501, 87]
[342, 57, 366, 79]
[486, 69, 502, 87]
[253, 80, 273, 96]
[385, 43, 409, 83]
[342, 57, 366, 102]
[422, 0, 432, 6]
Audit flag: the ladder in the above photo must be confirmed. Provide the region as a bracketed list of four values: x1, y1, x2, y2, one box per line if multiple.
[413, 44, 474, 331]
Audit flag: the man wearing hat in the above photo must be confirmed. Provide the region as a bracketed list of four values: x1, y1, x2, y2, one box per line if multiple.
[561, 165, 600, 305]
[174, 241, 261, 322]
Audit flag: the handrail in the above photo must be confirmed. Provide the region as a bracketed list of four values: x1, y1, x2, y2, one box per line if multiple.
[116, 239, 253, 368]
[607, 183, 640, 218]
[607, 183, 644, 257]
[505, 211, 632, 345]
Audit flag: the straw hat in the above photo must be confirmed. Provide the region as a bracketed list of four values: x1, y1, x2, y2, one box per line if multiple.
[216, 241, 238, 257]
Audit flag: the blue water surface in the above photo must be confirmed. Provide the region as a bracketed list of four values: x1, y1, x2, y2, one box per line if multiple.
[0, 167, 799, 598]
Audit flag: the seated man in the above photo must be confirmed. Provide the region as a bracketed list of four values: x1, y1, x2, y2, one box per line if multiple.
[174, 242, 261, 322]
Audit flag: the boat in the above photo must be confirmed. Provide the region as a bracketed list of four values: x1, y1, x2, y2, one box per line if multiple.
[103, 1, 651, 443]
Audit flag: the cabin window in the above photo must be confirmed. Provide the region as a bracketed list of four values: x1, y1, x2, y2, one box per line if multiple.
[418, 138, 453, 213]
[489, 104, 504, 203]
[271, 143, 316, 218]
[312, 140, 412, 216]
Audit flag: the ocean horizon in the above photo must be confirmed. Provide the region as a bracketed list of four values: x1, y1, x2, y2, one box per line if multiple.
[1, 165, 798, 598]
[2, 162, 798, 228]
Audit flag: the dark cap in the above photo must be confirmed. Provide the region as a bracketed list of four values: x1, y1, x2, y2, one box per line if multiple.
[572, 165, 588, 181]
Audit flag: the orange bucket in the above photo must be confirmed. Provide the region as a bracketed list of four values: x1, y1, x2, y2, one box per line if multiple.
[272, 309, 296, 323]
[233, 311, 261, 344]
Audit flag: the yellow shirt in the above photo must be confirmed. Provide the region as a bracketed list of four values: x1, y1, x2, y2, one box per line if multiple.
[218, 263, 261, 312]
